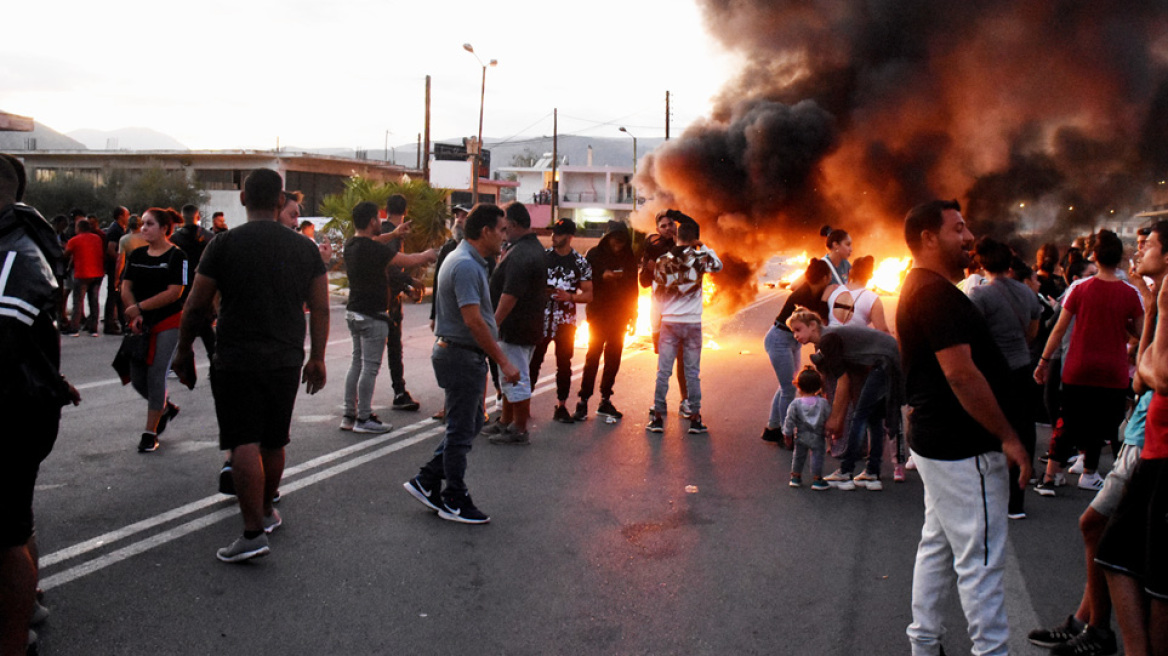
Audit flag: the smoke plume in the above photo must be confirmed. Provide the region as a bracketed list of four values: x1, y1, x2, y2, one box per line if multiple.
[636, 0, 1168, 298]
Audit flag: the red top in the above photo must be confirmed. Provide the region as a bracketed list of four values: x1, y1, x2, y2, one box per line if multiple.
[1143, 393, 1168, 459]
[65, 232, 106, 279]
[1062, 277, 1143, 389]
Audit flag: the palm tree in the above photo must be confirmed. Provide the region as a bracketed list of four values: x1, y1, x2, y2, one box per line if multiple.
[321, 176, 451, 253]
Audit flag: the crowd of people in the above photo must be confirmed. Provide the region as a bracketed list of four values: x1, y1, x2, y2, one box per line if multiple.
[3, 148, 1167, 655]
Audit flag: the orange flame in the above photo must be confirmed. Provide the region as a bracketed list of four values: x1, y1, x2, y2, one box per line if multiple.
[868, 256, 913, 294]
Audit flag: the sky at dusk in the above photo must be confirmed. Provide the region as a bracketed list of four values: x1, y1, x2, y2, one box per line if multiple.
[1, 0, 739, 150]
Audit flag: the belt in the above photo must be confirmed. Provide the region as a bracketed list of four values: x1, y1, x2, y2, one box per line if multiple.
[436, 338, 486, 357]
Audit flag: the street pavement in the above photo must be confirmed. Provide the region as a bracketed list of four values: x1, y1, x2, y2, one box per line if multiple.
[33, 289, 1108, 655]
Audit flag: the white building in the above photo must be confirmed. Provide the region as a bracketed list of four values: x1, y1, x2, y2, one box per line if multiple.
[498, 152, 636, 231]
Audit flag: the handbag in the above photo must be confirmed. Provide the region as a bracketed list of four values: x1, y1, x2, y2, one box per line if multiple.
[111, 329, 150, 385]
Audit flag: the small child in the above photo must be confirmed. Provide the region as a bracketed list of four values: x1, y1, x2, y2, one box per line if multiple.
[783, 366, 831, 491]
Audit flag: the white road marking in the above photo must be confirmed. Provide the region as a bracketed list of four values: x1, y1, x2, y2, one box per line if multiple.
[39, 293, 780, 590]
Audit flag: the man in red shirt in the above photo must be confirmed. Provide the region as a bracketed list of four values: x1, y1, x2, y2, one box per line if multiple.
[64, 219, 105, 336]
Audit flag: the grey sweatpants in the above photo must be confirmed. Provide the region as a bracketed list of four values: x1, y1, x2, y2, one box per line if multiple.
[907, 449, 1010, 656]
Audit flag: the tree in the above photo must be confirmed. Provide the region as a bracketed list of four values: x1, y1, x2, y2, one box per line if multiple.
[320, 175, 451, 253]
[24, 165, 208, 222]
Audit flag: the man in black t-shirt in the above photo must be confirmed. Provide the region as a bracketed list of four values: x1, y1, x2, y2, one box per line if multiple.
[486, 202, 547, 444]
[341, 201, 436, 434]
[174, 169, 329, 564]
[171, 204, 216, 358]
[897, 200, 1031, 656]
[102, 206, 129, 334]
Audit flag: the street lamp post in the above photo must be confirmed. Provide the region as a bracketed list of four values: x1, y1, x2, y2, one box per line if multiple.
[619, 126, 637, 210]
[463, 43, 497, 205]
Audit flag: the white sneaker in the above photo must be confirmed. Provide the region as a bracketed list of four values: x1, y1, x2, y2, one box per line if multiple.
[339, 415, 355, 431]
[854, 470, 879, 482]
[679, 399, 694, 419]
[1078, 472, 1104, 491]
[1068, 456, 1085, 475]
[862, 479, 883, 491]
[832, 479, 857, 491]
[824, 469, 853, 482]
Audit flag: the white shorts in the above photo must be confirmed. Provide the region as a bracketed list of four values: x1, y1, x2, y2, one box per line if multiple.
[1089, 443, 1142, 517]
[497, 341, 535, 402]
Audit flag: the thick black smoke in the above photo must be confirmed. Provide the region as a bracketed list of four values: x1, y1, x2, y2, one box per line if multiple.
[637, 0, 1168, 263]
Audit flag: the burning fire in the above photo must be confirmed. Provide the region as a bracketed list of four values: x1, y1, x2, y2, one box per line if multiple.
[868, 257, 912, 294]
[574, 280, 722, 349]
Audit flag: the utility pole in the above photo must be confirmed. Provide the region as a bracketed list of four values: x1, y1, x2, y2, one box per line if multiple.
[423, 75, 431, 182]
[551, 108, 558, 223]
[665, 90, 670, 141]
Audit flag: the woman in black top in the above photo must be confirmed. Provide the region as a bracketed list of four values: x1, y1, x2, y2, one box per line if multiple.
[121, 207, 188, 453]
[762, 258, 832, 443]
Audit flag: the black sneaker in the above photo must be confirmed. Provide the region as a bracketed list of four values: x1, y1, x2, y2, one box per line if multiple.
[438, 493, 490, 524]
[155, 401, 180, 436]
[218, 461, 235, 495]
[760, 426, 782, 443]
[553, 404, 575, 424]
[571, 401, 588, 422]
[1051, 625, 1116, 656]
[138, 432, 159, 453]
[688, 414, 708, 434]
[403, 476, 444, 512]
[596, 399, 623, 420]
[1029, 615, 1086, 648]
[392, 392, 420, 411]
[646, 411, 665, 433]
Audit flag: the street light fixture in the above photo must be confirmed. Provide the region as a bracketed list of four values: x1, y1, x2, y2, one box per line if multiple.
[463, 43, 497, 204]
[619, 126, 637, 210]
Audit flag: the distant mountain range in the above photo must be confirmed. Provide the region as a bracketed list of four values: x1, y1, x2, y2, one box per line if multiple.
[67, 127, 188, 150]
[1, 112, 662, 169]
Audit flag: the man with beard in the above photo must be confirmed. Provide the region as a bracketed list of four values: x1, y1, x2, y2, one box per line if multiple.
[574, 221, 638, 421]
[530, 219, 592, 423]
[897, 199, 1031, 656]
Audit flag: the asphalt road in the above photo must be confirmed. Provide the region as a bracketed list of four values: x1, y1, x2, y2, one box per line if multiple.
[32, 289, 1109, 655]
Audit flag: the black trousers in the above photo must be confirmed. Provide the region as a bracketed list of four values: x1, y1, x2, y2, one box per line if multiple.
[579, 317, 627, 402]
[530, 324, 576, 402]
[385, 306, 406, 395]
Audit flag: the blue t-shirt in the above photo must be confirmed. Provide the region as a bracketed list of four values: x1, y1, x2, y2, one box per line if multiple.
[434, 240, 497, 347]
[1125, 390, 1151, 447]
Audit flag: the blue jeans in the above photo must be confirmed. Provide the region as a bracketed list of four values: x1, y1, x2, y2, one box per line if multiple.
[764, 325, 801, 429]
[343, 312, 389, 420]
[654, 322, 702, 414]
[839, 365, 889, 477]
[419, 342, 487, 499]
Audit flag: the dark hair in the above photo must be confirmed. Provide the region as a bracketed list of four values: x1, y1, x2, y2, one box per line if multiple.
[243, 169, 284, 212]
[76, 219, 91, 233]
[503, 201, 531, 229]
[352, 201, 380, 230]
[804, 257, 832, 285]
[1065, 258, 1091, 283]
[181, 204, 199, 221]
[904, 199, 961, 253]
[850, 255, 875, 284]
[0, 154, 27, 202]
[1149, 221, 1168, 252]
[466, 203, 505, 239]
[145, 207, 181, 235]
[283, 190, 304, 206]
[1092, 229, 1123, 268]
[52, 215, 68, 230]
[974, 237, 1012, 274]
[298, 220, 314, 232]
[211, 211, 224, 219]
[71, 208, 86, 219]
[677, 220, 700, 242]
[1036, 243, 1059, 274]
[794, 366, 823, 394]
[1009, 256, 1033, 282]
[127, 215, 140, 231]
[386, 194, 407, 216]
[825, 228, 849, 250]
